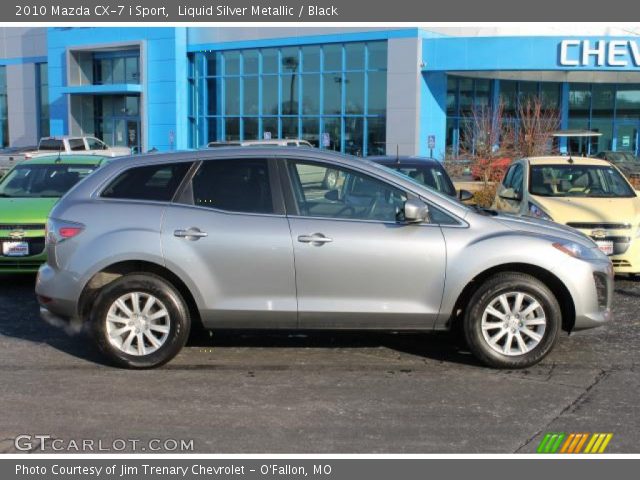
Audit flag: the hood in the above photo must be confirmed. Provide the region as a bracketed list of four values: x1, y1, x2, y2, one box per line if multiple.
[108, 147, 133, 156]
[492, 211, 595, 247]
[530, 194, 640, 226]
[618, 163, 640, 176]
[0, 197, 58, 225]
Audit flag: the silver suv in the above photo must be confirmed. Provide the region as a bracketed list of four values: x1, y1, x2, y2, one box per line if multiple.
[36, 148, 613, 369]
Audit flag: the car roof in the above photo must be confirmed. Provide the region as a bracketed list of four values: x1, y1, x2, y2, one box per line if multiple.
[526, 156, 612, 166]
[367, 155, 443, 167]
[22, 155, 109, 166]
[40, 136, 90, 140]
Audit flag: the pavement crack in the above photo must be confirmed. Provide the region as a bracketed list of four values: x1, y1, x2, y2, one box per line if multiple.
[513, 368, 609, 453]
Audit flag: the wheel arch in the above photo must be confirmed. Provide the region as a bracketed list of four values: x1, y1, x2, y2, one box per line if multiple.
[447, 263, 576, 333]
[78, 260, 203, 331]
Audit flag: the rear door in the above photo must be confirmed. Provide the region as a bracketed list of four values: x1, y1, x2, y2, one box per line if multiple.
[280, 158, 448, 329]
[160, 157, 297, 329]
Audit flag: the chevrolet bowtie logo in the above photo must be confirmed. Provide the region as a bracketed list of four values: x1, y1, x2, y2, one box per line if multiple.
[8, 230, 27, 240]
[591, 229, 608, 239]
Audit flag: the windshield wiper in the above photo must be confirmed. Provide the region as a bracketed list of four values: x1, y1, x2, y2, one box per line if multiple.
[0, 193, 13, 197]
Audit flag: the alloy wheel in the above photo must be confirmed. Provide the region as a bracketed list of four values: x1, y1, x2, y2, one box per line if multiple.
[480, 291, 547, 356]
[105, 292, 171, 356]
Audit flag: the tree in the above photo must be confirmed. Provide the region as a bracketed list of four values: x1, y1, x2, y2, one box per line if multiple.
[509, 96, 560, 158]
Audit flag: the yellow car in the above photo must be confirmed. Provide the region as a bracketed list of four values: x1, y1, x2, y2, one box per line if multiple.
[494, 156, 640, 274]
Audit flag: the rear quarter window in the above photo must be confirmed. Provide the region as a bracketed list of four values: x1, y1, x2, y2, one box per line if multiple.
[101, 163, 192, 202]
[39, 139, 64, 151]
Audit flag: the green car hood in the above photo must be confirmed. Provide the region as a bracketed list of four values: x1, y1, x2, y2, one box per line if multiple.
[0, 197, 59, 225]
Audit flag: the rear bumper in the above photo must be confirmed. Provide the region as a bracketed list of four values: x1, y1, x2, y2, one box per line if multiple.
[35, 263, 82, 319]
[39, 306, 84, 334]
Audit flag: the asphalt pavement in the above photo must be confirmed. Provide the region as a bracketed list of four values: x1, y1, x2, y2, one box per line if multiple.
[0, 274, 638, 453]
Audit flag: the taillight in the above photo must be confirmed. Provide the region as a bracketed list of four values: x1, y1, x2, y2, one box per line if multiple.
[59, 227, 83, 239]
[46, 219, 85, 245]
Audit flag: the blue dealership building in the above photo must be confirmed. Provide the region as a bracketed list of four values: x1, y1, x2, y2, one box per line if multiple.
[1, 26, 640, 159]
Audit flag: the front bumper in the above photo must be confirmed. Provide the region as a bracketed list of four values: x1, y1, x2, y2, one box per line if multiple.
[609, 237, 640, 274]
[0, 235, 47, 273]
[572, 226, 640, 274]
[568, 259, 614, 331]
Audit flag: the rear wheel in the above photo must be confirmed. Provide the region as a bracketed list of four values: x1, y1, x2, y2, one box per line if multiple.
[463, 272, 560, 368]
[90, 273, 190, 369]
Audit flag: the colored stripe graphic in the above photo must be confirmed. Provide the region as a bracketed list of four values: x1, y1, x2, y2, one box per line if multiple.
[537, 433, 565, 453]
[585, 433, 614, 453]
[538, 433, 613, 453]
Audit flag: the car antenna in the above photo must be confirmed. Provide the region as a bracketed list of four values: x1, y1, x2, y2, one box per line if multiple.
[56, 143, 62, 163]
[396, 144, 400, 167]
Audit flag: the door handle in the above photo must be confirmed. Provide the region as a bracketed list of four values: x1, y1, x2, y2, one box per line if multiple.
[297, 233, 333, 245]
[174, 228, 208, 240]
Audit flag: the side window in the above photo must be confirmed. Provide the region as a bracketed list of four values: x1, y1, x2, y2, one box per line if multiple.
[502, 165, 515, 188]
[191, 159, 274, 214]
[102, 163, 192, 201]
[87, 137, 108, 150]
[68, 139, 86, 151]
[288, 161, 407, 222]
[511, 164, 524, 195]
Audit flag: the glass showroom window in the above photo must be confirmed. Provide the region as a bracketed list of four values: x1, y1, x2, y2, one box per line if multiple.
[36, 63, 49, 138]
[0, 66, 8, 147]
[93, 51, 140, 85]
[188, 41, 388, 156]
[568, 83, 640, 156]
[446, 77, 561, 158]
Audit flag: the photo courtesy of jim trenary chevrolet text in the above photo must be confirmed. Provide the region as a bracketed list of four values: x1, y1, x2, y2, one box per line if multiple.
[0, 0, 638, 478]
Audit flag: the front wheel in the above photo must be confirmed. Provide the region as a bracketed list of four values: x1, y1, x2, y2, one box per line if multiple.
[463, 272, 561, 369]
[90, 273, 191, 369]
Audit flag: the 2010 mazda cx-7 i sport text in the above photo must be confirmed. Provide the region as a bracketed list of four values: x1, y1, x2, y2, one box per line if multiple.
[35, 148, 613, 369]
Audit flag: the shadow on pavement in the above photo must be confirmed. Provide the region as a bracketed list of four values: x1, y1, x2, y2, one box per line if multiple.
[0, 274, 480, 369]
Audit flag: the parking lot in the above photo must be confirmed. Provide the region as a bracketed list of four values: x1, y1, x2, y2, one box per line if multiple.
[0, 273, 638, 454]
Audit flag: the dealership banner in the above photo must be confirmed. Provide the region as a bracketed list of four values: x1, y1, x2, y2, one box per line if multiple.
[3, 459, 640, 480]
[3, 0, 640, 22]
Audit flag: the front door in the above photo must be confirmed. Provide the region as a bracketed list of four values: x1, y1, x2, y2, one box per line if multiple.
[161, 157, 297, 328]
[495, 162, 525, 214]
[113, 117, 140, 152]
[282, 159, 447, 329]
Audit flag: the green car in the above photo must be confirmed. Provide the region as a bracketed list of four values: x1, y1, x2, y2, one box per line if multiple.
[0, 155, 110, 273]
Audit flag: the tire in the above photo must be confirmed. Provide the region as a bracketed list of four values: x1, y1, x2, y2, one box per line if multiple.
[463, 272, 560, 369]
[90, 273, 191, 369]
[323, 169, 339, 190]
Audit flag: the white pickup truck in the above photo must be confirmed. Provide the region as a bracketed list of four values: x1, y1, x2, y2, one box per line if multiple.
[0, 136, 132, 176]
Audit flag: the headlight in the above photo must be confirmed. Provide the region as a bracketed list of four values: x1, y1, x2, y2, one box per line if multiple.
[528, 202, 553, 221]
[552, 241, 601, 260]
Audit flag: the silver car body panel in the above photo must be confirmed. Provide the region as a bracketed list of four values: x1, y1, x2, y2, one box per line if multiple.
[36, 147, 613, 333]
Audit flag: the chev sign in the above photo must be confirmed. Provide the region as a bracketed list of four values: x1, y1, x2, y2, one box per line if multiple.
[559, 39, 640, 67]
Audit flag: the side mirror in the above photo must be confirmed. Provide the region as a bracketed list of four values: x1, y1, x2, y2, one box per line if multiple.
[499, 187, 522, 201]
[324, 189, 340, 201]
[403, 199, 430, 223]
[458, 189, 474, 202]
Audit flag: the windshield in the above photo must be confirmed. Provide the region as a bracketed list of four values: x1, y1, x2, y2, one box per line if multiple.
[529, 164, 636, 198]
[387, 165, 457, 197]
[0, 164, 97, 198]
[608, 152, 637, 163]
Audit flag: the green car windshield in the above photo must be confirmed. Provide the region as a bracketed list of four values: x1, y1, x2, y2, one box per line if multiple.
[0, 163, 97, 198]
[529, 164, 636, 198]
